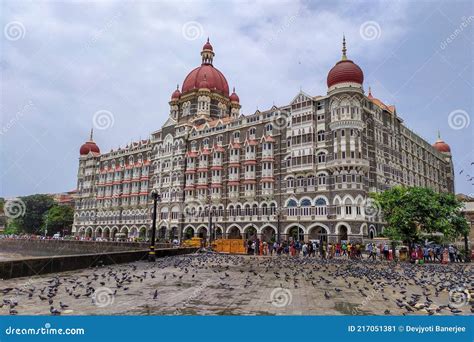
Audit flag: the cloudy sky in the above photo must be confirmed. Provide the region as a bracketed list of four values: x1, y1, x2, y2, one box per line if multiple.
[1, 0, 473, 197]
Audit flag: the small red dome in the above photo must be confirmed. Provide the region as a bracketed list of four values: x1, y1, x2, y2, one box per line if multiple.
[171, 86, 181, 100]
[80, 141, 100, 155]
[230, 87, 239, 103]
[182, 65, 229, 96]
[433, 140, 451, 153]
[181, 39, 230, 97]
[203, 39, 213, 51]
[327, 59, 364, 88]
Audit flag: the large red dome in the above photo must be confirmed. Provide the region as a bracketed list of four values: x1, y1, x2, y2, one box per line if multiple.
[80, 141, 100, 155]
[80, 129, 100, 155]
[181, 39, 230, 97]
[327, 36, 364, 88]
[433, 140, 451, 153]
[327, 59, 364, 88]
[182, 65, 229, 96]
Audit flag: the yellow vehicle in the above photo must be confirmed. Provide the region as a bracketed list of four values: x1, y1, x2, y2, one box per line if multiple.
[183, 237, 203, 247]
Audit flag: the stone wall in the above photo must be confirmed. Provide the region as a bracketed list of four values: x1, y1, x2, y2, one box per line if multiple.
[0, 239, 171, 257]
[0, 247, 197, 279]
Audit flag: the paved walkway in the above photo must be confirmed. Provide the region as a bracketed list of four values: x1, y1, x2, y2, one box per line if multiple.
[0, 254, 471, 315]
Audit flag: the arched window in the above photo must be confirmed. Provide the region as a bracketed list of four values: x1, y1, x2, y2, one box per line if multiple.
[318, 174, 326, 185]
[297, 176, 305, 187]
[344, 198, 353, 216]
[270, 202, 276, 215]
[317, 152, 326, 163]
[287, 177, 294, 188]
[249, 128, 256, 138]
[287, 199, 297, 216]
[244, 204, 251, 216]
[315, 198, 327, 216]
[317, 130, 325, 142]
[252, 204, 258, 216]
[301, 198, 312, 216]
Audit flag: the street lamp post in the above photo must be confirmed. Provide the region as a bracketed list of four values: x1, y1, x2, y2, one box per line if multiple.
[208, 208, 213, 247]
[149, 190, 160, 262]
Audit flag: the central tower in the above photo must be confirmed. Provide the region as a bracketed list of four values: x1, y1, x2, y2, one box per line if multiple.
[168, 39, 241, 126]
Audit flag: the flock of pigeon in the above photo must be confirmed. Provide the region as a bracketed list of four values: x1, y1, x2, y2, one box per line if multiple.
[1, 253, 472, 315]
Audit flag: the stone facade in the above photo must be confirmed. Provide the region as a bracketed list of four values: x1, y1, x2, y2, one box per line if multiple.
[73, 39, 454, 244]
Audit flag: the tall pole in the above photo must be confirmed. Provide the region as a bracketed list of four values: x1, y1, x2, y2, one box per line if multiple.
[464, 232, 470, 263]
[208, 209, 213, 247]
[149, 191, 159, 262]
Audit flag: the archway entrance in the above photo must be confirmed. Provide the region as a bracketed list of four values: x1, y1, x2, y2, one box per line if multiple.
[369, 227, 375, 239]
[139, 227, 147, 240]
[111, 228, 118, 240]
[85, 228, 93, 238]
[288, 226, 304, 242]
[339, 225, 348, 242]
[198, 227, 208, 239]
[309, 226, 327, 243]
[227, 226, 241, 239]
[214, 227, 223, 240]
[261, 226, 276, 243]
[158, 227, 167, 240]
[95, 228, 103, 239]
[169, 227, 178, 240]
[184, 227, 194, 240]
[245, 226, 257, 240]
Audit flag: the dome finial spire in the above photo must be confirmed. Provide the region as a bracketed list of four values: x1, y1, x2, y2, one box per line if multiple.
[437, 129, 441, 139]
[342, 34, 347, 60]
[90, 128, 94, 141]
[201, 39, 214, 65]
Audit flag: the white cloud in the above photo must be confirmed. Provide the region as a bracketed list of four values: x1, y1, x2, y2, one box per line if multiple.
[1, 0, 412, 196]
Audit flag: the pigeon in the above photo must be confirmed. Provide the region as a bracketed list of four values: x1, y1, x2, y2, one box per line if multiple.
[50, 306, 61, 315]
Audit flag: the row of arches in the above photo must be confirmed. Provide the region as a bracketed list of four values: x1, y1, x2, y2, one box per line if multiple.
[76, 222, 379, 242]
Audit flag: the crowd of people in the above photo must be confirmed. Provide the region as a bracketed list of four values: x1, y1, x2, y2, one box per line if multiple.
[1, 234, 468, 263]
[244, 238, 467, 263]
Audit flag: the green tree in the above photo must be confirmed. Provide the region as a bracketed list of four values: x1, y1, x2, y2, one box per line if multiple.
[12, 194, 55, 234]
[372, 186, 469, 255]
[42, 204, 74, 236]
